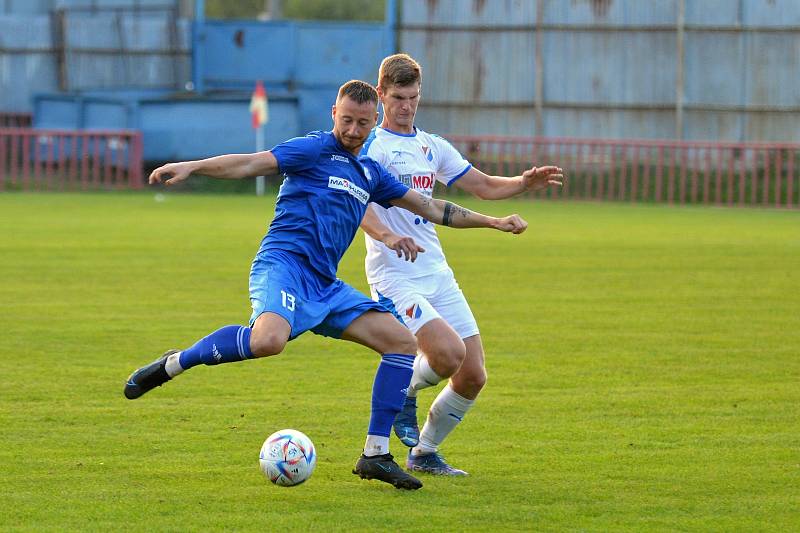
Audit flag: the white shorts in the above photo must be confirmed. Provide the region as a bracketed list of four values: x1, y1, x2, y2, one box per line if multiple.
[369, 268, 479, 339]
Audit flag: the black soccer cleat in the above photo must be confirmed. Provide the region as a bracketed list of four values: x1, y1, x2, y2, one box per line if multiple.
[352, 453, 423, 490]
[124, 349, 179, 400]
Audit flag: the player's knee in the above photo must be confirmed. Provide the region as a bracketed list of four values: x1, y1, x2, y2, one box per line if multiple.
[453, 366, 487, 396]
[428, 341, 466, 378]
[249, 331, 287, 358]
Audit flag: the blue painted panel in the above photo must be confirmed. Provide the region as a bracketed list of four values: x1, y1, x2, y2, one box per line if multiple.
[138, 96, 298, 161]
[294, 23, 387, 86]
[200, 20, 387, 90]
[543, 31, 676, 104]
[684, 33, 744, 106]
[85, 101, 130, 129]
[683, 110, 743, 142]
[543, 0, 677, 25]
[401, 30, 537, 104]
[295, 87, 337, 133]
[402, 0, 537, 26]
[33, 97, 82, 128]
[744, 33, 800, 106]
[202, 21, 295, 87]
[743, 0, 800, 26]
[4, 0, 178, 14]
[685, 0, 741, 25]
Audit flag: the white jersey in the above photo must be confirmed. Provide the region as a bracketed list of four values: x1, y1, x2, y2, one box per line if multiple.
[363, 126, 472, 284]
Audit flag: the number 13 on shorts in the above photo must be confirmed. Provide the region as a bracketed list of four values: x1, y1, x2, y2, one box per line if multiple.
[281, 290, 296, 311]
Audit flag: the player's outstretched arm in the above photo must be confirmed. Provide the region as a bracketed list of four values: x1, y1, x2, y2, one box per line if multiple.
[453, 166, 564, 200]
[390, 190, 527, 234]
[149, 151, 279, 186]
[361, 204, 426, 262]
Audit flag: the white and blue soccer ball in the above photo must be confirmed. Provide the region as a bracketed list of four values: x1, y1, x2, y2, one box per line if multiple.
[259, 429, 317, 487]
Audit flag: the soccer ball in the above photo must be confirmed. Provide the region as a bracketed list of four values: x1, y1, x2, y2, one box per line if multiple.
[259, 429, 317, 487]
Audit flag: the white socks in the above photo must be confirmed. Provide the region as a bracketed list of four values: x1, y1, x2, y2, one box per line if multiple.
[407, 355, 442, 397]
[164, 351, 184, 378]
[363, 435, 390, 457]
[412, 385, 474, 456]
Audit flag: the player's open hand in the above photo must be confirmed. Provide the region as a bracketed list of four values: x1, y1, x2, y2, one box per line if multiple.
[149, 162, 195, 186]
[522, 165, 564, 191]
[493, 214, 528, 234]
[384, 234, 426, 262]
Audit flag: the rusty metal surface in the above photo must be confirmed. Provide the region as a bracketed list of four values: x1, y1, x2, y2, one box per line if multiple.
[400, 0, 800, 142]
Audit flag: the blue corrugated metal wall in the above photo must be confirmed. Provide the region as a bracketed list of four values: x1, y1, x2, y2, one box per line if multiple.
[197, 20, 389, 132]
[4, 0, 798, 144]
[0, 5, 190, 112]
[400, 0, 800, 142]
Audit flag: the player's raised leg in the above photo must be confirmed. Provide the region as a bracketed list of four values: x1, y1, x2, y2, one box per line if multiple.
[342, 310, 423, 490]
[409, 334, 485, 476]
[124, 312, 290, 399]
[394, 317, 466, 446]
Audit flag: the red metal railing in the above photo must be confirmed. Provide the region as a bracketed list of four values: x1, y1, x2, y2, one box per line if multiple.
[0, 112, 33, 128]
[0, 128, 143, 191]
[448, 136, 800, 209]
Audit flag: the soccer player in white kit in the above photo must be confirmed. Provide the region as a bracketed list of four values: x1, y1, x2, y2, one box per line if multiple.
[360, 54, 564, 475]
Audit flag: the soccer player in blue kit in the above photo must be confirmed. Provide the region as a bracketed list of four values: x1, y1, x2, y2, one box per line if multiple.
[123, 80, 528, 490]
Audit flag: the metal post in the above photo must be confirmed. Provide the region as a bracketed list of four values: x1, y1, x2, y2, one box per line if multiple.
[534, 0, 544, 138]
[675, 0, 685, 140]
[191, 0, 205, 93]
[255, 126, 265, 196]
[385, 0, 397, 55]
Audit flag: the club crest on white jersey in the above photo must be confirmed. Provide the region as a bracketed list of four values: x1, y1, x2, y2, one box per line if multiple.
[362, 126, 472, 284]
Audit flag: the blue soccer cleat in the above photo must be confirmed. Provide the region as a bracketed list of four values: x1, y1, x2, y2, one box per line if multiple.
[393, 396, 420, 447]
[406, 451, 468, 476]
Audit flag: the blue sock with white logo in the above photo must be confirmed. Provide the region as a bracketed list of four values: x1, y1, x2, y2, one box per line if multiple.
[176, 325, 253, 371]
[364, 353, 415, 455]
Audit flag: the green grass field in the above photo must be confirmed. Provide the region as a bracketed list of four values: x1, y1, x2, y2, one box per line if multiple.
[2, 192, 798, 532]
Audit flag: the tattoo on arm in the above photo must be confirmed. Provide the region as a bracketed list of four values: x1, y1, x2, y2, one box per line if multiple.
[442, 202, 453, 226]
[441, 201, 473, 226]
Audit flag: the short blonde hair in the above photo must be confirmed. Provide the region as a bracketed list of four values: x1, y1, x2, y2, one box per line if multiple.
[377, 53, 422, 90]
[337, 80, 379, 105]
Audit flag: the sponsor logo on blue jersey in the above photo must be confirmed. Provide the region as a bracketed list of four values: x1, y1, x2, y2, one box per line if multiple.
[328, 176, 369, 205]
[330, 154, 350, 163]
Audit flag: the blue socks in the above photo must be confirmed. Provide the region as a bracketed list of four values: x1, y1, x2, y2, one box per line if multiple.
[368, 353, 415, 438]
[178, 325, 253, 370]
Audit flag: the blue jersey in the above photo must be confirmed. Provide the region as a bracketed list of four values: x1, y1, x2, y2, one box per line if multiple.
[257, 131, 410, 283]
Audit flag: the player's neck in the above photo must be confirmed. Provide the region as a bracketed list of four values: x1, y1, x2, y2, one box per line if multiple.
[381, 119, 414, 135]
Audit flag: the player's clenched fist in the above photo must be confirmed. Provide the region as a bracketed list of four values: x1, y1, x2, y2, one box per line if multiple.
[493, 214, 527, 234]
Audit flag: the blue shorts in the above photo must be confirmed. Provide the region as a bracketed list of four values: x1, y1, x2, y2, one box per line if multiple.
[248, 250, 387, 340]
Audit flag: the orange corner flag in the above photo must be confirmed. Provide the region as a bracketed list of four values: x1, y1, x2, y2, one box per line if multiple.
[250, 80, 269, 129]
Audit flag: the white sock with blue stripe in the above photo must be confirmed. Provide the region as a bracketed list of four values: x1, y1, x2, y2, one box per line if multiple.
[412, 384, 474, 456]
[407, 354, 443, 398]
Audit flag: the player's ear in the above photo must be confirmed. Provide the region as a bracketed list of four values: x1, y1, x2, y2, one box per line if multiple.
[331, 104, 336, 121]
